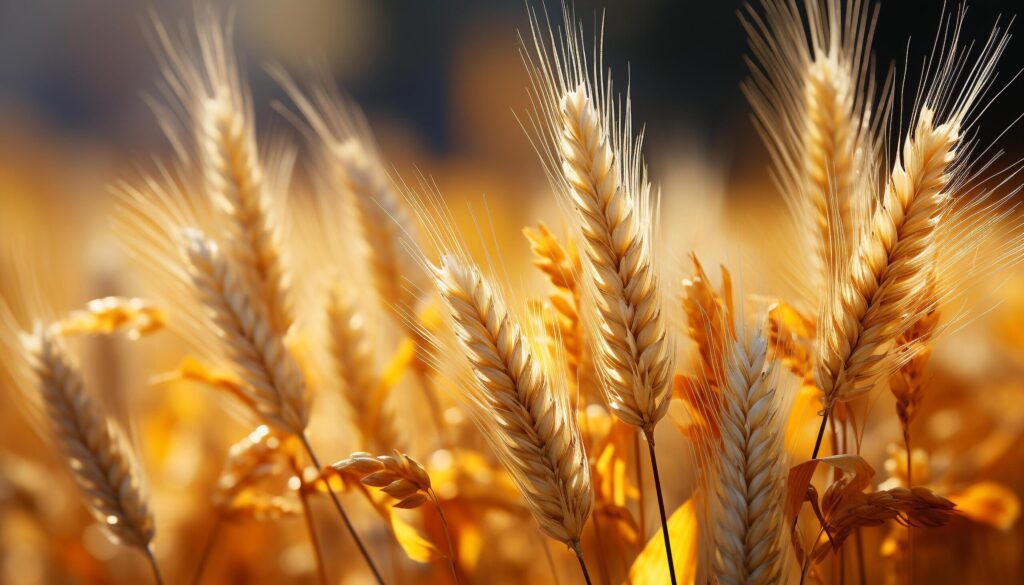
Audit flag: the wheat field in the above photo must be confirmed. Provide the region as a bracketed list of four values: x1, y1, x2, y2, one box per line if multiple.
[1, 1, 1023, 584]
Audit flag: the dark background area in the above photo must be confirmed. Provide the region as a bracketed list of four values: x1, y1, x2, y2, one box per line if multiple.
[1, 0, 1021, 183]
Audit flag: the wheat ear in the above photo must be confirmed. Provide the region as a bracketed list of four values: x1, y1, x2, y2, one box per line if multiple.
[150, 13, 292, 335]
[524, 222, 588, 392]
[557, 85, 673, 435]
[743, 0, 882, 292]
[183, 229, 309, 435]
[820, 486, 955, 555]
[334, 451, 461, 583]
[815, 108, 955, 410]
[432, 254, 593, 549]
[712, 325, 787, 585]
[25, 325, 161, 580]
[184, 233, 384, 582]
[326, 285, 401, 452]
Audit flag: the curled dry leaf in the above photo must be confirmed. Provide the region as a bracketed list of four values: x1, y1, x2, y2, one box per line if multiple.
[786, 454, 875, 526]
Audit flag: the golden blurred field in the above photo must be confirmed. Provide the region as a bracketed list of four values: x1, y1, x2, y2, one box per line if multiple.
[1, 1, 1023, 584]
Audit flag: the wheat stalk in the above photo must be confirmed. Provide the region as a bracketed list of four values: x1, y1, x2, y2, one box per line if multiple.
[326, 285, 401, 452]
[523, 11, 676, 580]
[712, 325, 787, 585]
[182, 229, 309, 435]
[22, 324, 162, 582]
[432, 253, 593, 550]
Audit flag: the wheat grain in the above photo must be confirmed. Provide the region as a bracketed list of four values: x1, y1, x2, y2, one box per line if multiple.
[25, 324, 155, 550]
[57, 297, 166, 339]
[182, 229, 309, 435]
[432, 253, 593, 547]
[712, 325, 787, 585]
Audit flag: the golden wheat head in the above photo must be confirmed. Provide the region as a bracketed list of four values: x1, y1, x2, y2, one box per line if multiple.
[523, 7, 674, 436]
[431, 253, 592, 546]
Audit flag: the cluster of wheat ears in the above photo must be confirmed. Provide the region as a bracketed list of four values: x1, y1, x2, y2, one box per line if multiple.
[1, 0, 1022, 583]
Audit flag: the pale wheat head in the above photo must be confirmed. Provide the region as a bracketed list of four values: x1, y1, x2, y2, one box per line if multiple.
[711, 322, 788, 585]
[742, 0, 885, 301]
[432, 253, 592, 546]
[815, 17, 1012, 407]
[150, 10, 293, 335]
[182, 229, 309, 435]
[25, 324, 155, 550]
[271, 69, 427, 324]
[523, 8, 674, 436]
[326, 285, 402, 452]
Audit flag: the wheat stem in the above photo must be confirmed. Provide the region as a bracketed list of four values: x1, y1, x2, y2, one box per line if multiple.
[571, 541, 594, 585]
[294, 465, 325, 585]
[299, 434, 385, 585]
[145, 546, 165, 585]
[811, 409, 830, 460]
[634, 430, 646, 539]
[428, 488, 461, 585]
[643, 430, 677, 585]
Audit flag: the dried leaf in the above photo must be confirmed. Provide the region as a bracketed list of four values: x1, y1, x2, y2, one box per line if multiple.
[787, 455, 875, 525]
[625, 497, 698, 585]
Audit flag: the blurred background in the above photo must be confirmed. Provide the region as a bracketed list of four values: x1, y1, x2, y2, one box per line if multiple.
[2, 1, 1024, 584]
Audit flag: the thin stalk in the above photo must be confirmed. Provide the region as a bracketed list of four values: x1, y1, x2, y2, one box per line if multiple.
[811, 407, 831, 459]
[634, 430, 646, 539]
[144, 546, 166, 585]
[191, 517, 222, 585]
[428, 489, 461, 585]
[643, 429, 677, 585]
[299, 433, 385, 585]
[571, 540, 594, 585]
[298, 484, 329, 585]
